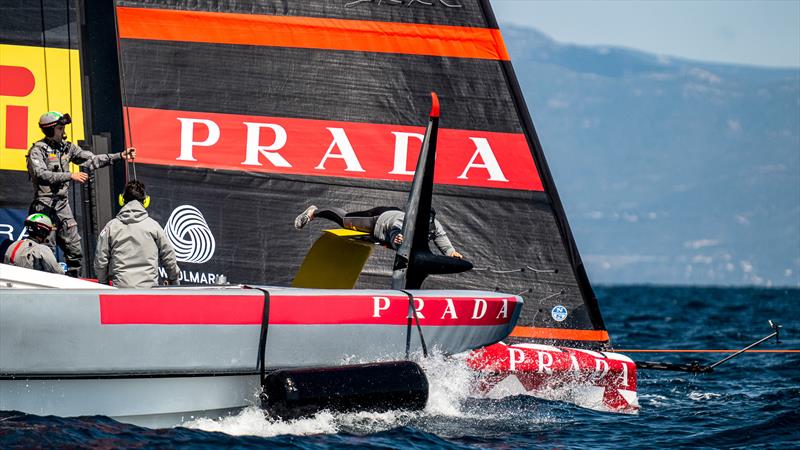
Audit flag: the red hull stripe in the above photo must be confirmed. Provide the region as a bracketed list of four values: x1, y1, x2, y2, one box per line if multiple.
[127, 107, 543, 191]
[99, 294, 519, 326]
[510, 326, 610, 342]
[116, 7, 510, 61]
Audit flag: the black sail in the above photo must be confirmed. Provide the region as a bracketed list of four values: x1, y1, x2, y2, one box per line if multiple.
[0, 0, 611, 350]
[0, 0, 89, 257]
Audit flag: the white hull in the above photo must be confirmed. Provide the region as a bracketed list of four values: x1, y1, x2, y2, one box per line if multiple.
[1, 264, 523, 427]
[0, 375, 260, 428]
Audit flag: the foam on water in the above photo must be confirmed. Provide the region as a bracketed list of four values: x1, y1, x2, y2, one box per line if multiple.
[180, 350, 540, 437]
[183, 407, 339, 437]
[688, 391, 722, 401]
[418, 351, 478, 417]
[6, 287, 797, 447]
[640, 394, 669, 407]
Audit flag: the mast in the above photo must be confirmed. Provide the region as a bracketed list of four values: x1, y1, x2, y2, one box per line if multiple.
[76, 0, 129, 275]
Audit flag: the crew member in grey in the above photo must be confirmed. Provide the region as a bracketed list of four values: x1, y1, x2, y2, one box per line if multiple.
[27, 111, 136, 277]
[3, 213, 64, 274]
[95, 181, 180, 288]
[294, 205, 463, 258]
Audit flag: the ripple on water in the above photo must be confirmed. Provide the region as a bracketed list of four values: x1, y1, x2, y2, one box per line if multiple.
[1, 286, 798, 449]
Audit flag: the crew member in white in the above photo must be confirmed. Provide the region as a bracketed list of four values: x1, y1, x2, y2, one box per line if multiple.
[3, 213, 63, 274]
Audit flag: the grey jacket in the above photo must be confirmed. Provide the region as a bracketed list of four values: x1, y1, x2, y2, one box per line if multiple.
[374, 210, 456, 256]
[4, 238, 63, 274]
[27, 138, 121, 207]
[95, 201, 180, 288]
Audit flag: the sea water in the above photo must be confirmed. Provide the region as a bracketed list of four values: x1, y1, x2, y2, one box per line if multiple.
[1, 286, 798, 448]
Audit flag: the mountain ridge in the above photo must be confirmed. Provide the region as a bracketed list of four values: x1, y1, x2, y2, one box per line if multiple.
[501, 24, 800, 287]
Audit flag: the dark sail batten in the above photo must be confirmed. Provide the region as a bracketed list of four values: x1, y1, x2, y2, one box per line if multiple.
[0, 172, 30, 210]
[118, 40, 522, 133]
[117, 1, 494, 33]
[135, 163, 547, 200]
[0, 0, 80, 49]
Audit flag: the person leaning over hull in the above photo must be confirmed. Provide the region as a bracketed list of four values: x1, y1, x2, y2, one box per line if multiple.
[27, 111, 136, 277]
[3, 213, 64, 274]
[95, 181, 180, 288]
[294, 205, 464, 259]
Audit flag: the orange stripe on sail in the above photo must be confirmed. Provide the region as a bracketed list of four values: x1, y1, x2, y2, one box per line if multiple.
[116, 7, 510, 61]
[510, 326, 610, 342]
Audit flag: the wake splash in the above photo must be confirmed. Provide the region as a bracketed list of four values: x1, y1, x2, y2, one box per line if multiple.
[181, 351, 554, 438]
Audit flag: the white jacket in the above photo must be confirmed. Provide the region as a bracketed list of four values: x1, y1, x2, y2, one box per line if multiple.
[95, 200, 180, 288]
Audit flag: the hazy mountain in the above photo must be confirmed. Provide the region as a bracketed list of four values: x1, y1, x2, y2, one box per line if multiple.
[501, 24, 800, 287]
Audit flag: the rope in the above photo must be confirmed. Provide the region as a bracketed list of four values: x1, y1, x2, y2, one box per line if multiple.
[618, 349, 800, 353]
[39, 0, 50, 111]
[66, 0, 73, 139]
[64, 0, 81, 261]
[401, 290, 428, 359]
[111, 2, 136, 181]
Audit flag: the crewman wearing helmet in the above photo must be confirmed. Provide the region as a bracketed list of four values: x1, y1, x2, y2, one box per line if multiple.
[294, 205, 463, 258]
[3, 213, 64, 274]
[26, 111, 136, 277]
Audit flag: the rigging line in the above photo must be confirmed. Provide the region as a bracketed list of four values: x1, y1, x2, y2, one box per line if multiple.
[618, 349, 800, 353]
[59, 0, 81, 244]
[39, 0, 50, 111]
[635, 322, 783, 373]
[66, 0, 73, 139]
[111, 2, 135, 181]
[400, 290, 428, 359]
[243, 286, 271, 386]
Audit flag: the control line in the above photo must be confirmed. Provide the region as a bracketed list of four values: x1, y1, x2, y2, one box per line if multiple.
[617, 349, 799, 353]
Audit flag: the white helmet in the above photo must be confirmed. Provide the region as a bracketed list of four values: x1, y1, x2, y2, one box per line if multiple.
[38, 111, 72, 129]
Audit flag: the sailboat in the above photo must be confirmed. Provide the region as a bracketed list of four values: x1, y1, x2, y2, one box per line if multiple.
[0, 0, 637, 427]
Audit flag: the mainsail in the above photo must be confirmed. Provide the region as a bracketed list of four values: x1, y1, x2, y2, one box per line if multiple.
[1, 1, 610, 350]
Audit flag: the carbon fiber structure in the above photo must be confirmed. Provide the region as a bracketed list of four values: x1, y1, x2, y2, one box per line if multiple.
[0, 0, 610, 349]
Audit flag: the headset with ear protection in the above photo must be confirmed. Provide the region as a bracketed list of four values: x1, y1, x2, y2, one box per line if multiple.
[119, 194, 150, 208]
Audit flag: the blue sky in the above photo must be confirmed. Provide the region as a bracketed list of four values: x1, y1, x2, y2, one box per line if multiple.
[491, 0, 800, 68]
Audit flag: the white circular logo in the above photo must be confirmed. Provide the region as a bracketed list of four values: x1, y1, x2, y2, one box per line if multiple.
[164, 205, 216, 264]
[551, 305, 568, 322]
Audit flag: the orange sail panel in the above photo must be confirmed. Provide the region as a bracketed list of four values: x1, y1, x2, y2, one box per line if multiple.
[117, 7, 510, 60]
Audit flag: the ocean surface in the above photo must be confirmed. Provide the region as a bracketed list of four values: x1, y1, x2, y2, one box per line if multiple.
[2, 286, 798, 449]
